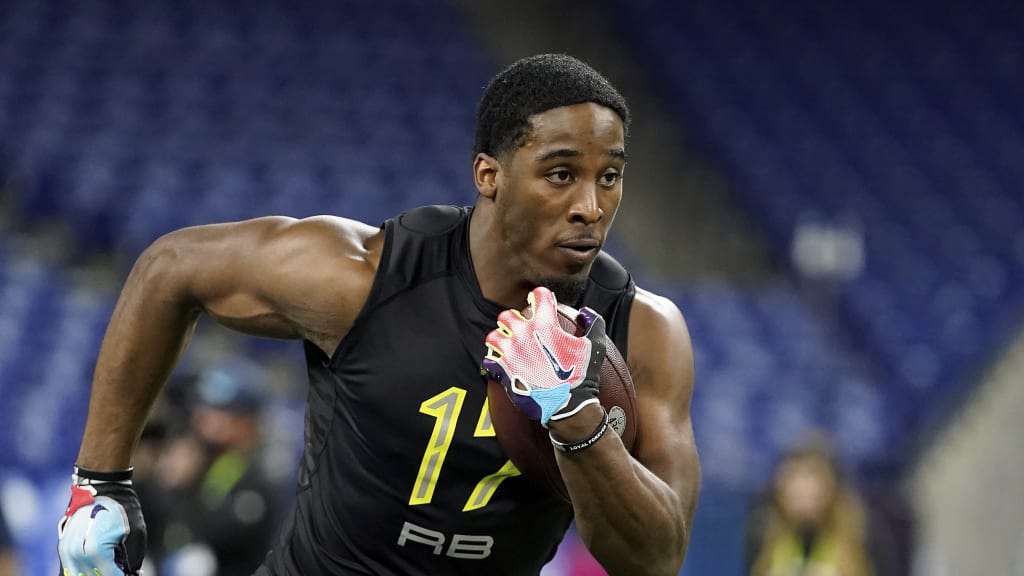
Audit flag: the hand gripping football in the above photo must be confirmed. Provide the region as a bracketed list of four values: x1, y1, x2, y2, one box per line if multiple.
[484, 295, 638, 501]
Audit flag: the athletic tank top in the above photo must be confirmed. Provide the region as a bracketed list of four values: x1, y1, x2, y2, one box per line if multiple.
[262, 205, 636, 575]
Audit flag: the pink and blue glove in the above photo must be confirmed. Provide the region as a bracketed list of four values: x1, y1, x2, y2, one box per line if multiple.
[482, 286, 606, 427]
[57, 466, 146, 576]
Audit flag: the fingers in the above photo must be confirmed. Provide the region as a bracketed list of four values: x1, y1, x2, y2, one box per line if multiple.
[490, 294, 603, 365]
[58, 499, 131, 576]
[484, 327, 508, 354]
[61, 555, 126, 576]
[496, 309, 527, 335]
[488, 303, 532, 353]
[528, 286, 559, 323]
[497, 287, 560, 329]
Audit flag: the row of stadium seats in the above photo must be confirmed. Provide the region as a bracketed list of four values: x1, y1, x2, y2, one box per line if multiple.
[0, 233, 110, 473]
[613, 0, 1024, 435]
[0, 0, 484, 257]
[669, 281, 891, 487]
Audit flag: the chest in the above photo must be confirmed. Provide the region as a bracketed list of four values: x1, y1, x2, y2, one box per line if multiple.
[334, 281, 517, 504]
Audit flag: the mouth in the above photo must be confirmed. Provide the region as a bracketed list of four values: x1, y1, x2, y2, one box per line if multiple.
[555, 238, 602, 262]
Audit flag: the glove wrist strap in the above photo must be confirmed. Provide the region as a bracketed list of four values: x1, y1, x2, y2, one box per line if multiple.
[74, 465, 133, 485]
[549, 409, 609, 454]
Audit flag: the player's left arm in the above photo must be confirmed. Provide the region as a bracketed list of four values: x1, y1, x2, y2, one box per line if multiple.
[550, 287, 700, 576]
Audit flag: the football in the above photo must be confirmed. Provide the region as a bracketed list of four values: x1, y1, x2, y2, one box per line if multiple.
[486, 303, 639, 502]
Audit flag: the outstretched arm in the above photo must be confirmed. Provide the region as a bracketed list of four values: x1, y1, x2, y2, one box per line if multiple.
[76, 215, 382, 471]
[548, 288, 701, 576]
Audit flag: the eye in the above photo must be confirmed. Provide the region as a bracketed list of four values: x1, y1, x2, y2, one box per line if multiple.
[599, 171, 622, 187]
[545, 169, 575, 185]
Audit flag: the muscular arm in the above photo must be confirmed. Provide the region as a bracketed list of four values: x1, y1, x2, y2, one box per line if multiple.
[547, 288, 701, 576]
[76, 216, 382, 471]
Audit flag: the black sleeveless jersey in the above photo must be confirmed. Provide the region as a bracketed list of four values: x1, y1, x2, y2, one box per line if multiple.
[262, 205, 636, 576]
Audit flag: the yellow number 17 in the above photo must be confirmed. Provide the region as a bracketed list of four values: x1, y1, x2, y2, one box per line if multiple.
[408, 386, 520, 511]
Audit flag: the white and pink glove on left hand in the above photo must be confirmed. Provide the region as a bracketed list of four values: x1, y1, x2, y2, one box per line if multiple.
[482, 286, 606, 427]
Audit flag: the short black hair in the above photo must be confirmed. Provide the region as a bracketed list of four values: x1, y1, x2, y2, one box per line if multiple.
[473, 54, 630, 159]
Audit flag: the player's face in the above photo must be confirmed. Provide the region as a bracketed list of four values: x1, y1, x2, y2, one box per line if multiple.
[496, 103, 626, 296]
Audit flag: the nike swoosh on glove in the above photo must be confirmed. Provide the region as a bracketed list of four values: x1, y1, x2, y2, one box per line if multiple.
[482, 286, 607, 427]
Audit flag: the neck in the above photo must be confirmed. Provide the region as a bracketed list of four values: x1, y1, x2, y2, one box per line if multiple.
[468, 203, 533, 309]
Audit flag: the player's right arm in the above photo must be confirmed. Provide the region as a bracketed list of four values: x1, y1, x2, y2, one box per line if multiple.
[60, 215, 382, 575]
[77, 214, 382, 472]
[60, 216, 382, 574]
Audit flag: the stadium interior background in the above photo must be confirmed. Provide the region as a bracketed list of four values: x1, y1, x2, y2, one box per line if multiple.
[1, 0, 1022, 574]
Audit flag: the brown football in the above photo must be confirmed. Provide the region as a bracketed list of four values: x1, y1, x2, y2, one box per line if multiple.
[486, 303, 639, 502]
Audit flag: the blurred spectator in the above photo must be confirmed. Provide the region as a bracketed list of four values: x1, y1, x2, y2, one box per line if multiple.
[0, 502, 18, 576]
[155, 362, 284, 576]
[745, 434, 873, 576]
[133, 393, 189, 573]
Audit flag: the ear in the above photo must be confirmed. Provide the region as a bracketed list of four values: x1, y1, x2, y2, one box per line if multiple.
[473, 153, 501, 200]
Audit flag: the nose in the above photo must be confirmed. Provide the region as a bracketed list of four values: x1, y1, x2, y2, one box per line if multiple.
[567, 182, 603, 225]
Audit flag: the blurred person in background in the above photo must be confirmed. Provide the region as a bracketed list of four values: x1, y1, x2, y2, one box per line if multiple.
[133, 416, 173, 574]
[154, 362, 284, 576]
[745, 435, 873, 576]
[132, 376, 198, 574]
[0, 502, 18, 576]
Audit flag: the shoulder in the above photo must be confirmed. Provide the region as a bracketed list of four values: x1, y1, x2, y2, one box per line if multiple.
[268, 214, 383, 255]
[267, 213, 385, 290]
[631, 288, 687, 331]
[626, 287, 694, 395]
[392, 205, 468, 235]
[375, 205, 470, 287]
[231, 214, 386, 282]
[157, 214, 382, 263]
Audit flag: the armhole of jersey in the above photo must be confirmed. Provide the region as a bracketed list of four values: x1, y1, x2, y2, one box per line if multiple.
[611, 283, 635, 360]
[323, 220, 396, 367]
[586, 251, 636, 359]
[322, 206, 466, 366]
